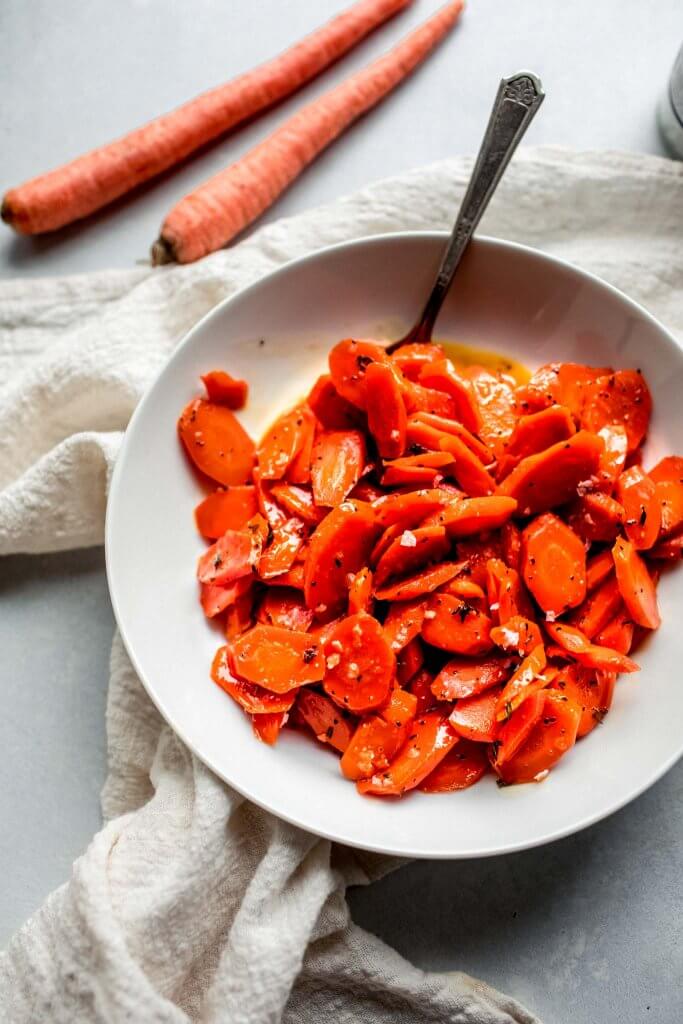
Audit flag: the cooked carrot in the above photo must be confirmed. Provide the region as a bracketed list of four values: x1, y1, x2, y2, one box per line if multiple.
[568, 575, 622, 639]
[375, 561, 464, 602]
[381, 457, 449, 487]
[586, 549, 615, 592]
[258, 404, 314, 481]
[323, 612, 394, 712]
[365, 361, 408, 459]
[390, 341, 446, 380]
[374, 525, 449, 587]
[456, 536, 505, 588]
[491, 691, 545, 768]
[154, 2, 464, 263]
[503, 405, 575, 462]
[253, 470, 286, 527]
[439, 496, 517, 538]
[431, 655, 514, 701]
[466, 366, 517, 458]
[295, 690, 355, 752]
[407, 668, 437, 714]
[407, 411, 492, 463]
[493, 692, 581, 784]
[403, 380, 459, 420]
[418, 359, 481, 434]
[486, 559, 532, 624]
[449, 687, 502, 743]
[418, 740, 489, 792]
[438, 434, 497, 496]
[421, 593, 493, 655]
[579, 370, 652, 452]
[200, 575, 253, 619]
[201, 371, 248, 410]
[328, 338, 391, 408]
[178, 397, 255, 486]
[382, 597, 427, 651]
[380, 685, 418, 725]
[396, 636, 424, 685]
[612, 536, 661, 630]
[499, 430, 604, 515]
[516, 362, 609, 416]
[567, 491, 625, 543]
[268, 561, 306, 590]
[443, 577, 487, 601]
[550, 665, 613, 738]
[304, 500, 378, 614]
[545, 621, 639, 673]
[595, 609, 635, 656]
[348, 566, 374, 615]
[269, 483, 325, 526]
[501, 521, 522, 573]
[195, 485, 258, 539]
[197, 525, 262, 585]
[596, 424, 628, 488]
[311, 429, 366, 506]
[287, 407, 317, 484]
[258, 517, 306, 579]
[649, 531, 683, 561]
[495, 644, 547, 722]
[521, 513, 586, 616]
[307, 374, 361, 430]
[257, 587, 313, 632]
[3, 0, 414, 235]
[231, 623, 325, 691]
[341, 714, 411, 780]
[211, 645, 296, 714]
[252, 711, 288, 745]
[615, 465, 661, 549]
[357, 709, 459, 796]
[371, 487, 448, 528]
[224, 586, 256, 639]
[490, 616, 543, 657]
[649, 456, 683, 537]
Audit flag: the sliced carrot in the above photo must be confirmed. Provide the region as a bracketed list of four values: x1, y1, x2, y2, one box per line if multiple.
[492, 691, 545, 768]
[377, 563, 468, 606]
[442, 577, 487, 601]
[409, 411, 492, 462]
[501, 521, 522, 573]
[224, 587, 256, 640]
[374, 524, 449, 586]
[421, 593, 493, 655]
[304, 500, 378, 614]
[211, 646, 295, 714]
[551, 664, 613, 738]
[521, 513, 586, 615]
[252, 711, 287, 745]
[267, 561, 306, 590]
[200, 575, 253, 619]
[257, 588, 314, 632]
[516, 363, 609, 415]
[348, 566, 374, 615]
[595, 609, 635, 655]
[328, 338, 391, 407]
[499, 431, 603, 516]
[310, 429, 366, 506]
[491, 616, 543, 657]
[295, 690, 355, 753]
[201, 370, 248, 410]
[382, 597, 427, 651]
[568, 575, 622, 639]
[307, 374, 360, 430]
[649, 531, 683, 561]
[379, 685, 418, 726]
[390, 341, 446, 380]
[231, 623, 324, 692]
[494, 692, 581, 784]
[567, 491, 625, 543]
[438, 434, 497, 496]
[649, 456, 683, 537]
[357, 710, 459, 796]
[381, 460, 448, 486]
[287, 405, 317, 484]
[371, 487, 448, 528]
[258, 404, 312, 481]
[464, 366, 517, 458]
[269, 483, 325, 526]
[252, 469, 287, 527]
[396, 636, 424, 685]
[258, 517, 306, 579]
[197, 526, 262, 586]
[418, 359, 481, 433]
[365, 360, 408, 458]
[194, 485, 258, 539]
[403, 380, 459, 420]
[495, 644, 549, 722]
[418, 740, 489, 792]
[439, 496, 517, 538]
[455, 536, 505, 588]
[431, 655, 514, 701]
[579, 370, 652, 452]
[503, 405, 575, 463]
[449, 687, 502, 743]
[323, 612, 394, 712]
[586, 549, 615, 592]
[485, 559, 532, 624]
[545, 621, 639, 673]
[612, 535, 661, 629]
[349, 479, 387, 503]
[178, 398, 255, 486]
[596, 424, 628, 489]
[409, 668, 438, 714]
[340, 714, 411, 780]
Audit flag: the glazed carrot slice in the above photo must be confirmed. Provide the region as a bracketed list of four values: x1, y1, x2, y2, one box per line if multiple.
[449, 687, 502, 743]
[258, 517, 306, 579]
[516, 363, 609, 415]
[384, 451, 454, 471]
[595, 609, 635, 655]
[418, 359, 482, 433]
[421, 593, 493, 655]
[649, 456, 683, 537]
[374, 524, 450, 586]
[357, 710, 459, 796]
[197, 526, 262, 585]
[612, 536, 661, 629]
[370, 522, 403, 566]
[501, 521, 522, 573]
[586, 549, 615, 592]
[376, 562, 467, 604]
[200, 575, 253, 619]
[382, 597, 427, 651]
[439, 496, 517, 537]
[551, 664, 613, 738]
[494, 692, 581, 784]
[252, 711, 288, 745]
[381, 459, 449, 487]
[545, 621, 640, 673]
[390, 341, 446, 380]
[287, 406, 317, 484]
[307, 374, 360, 430]
[371, 487, 448, 528]
[431, 655, 514, 701]
[490, 616, 543, 657]
[311, 429, 366, 506]
[231, 623, 325, 692]
[224, 586, 256, 639]
[580, 370, 652, 452]
[340, 714, 411, 780]
[408, 411, 492, 462]
[466, 366, 518, 458]
[396, 636, 424, 685]
[258, 404, 312, 480]
[323, 612, 394, 712]
[521, 513, 586, 615]
[409, 668, 438, 714]
[568, 575, 622, 639]
[443, 577, 487, 601]
[649, 531, 683, 561]
[379, 685, 418, 726]
[267, 561, 306, 590]
[495, 645, 547, 721]
[348, 566, 374, 615]
[295, 690, 355, 753]
[211, 646, 296, 714]
[257, 588, 314, 632]
[504, 405, 576, 461]
[349, 479, 387, 503]
[270, 483, 325, 525]
[328, 338, 391, 408]
[418, 740, 489, 792]
[178, 398, 255, 486]
[365, 361, 408, 459]
[304, 500, 378, 614]
[194, 485, 258, 539]
[403, 380, 459, 420]
[567, 492, 625, 543]
[596, 424, 628, 489]
[499, 430, 604, 516]
[485, 559, 532, 624]
[201, 370, 248, 410]
[492, 691, 545, 768]
[438, 434, 497, 496]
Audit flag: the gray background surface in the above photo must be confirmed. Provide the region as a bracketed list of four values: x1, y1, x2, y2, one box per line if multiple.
[1, 1, 682, 1021]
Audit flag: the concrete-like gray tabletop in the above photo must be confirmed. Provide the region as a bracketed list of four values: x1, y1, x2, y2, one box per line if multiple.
[2, 2, 682, 1021]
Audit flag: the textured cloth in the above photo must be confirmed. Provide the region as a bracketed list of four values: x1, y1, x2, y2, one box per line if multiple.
[1, 147, 682, 1023]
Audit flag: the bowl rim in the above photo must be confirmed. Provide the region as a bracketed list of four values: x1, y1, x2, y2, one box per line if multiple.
[105, 231, 683, 858]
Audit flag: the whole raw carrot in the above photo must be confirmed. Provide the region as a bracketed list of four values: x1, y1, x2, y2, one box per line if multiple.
[153, 0, 465, 264]
[1, 0, 413, 235]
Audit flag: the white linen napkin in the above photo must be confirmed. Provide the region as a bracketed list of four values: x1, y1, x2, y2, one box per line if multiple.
[1, 146, 681, 1023]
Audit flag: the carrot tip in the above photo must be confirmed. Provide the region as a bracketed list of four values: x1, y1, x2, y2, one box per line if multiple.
[151, 237, 175, 266]
[1, 195, 16, 228]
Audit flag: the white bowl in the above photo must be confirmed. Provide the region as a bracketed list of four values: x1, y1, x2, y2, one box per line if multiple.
[106, 233, 683, 858]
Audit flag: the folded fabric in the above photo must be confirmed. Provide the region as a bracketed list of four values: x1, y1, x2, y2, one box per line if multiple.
[1, 146, 681, 1023]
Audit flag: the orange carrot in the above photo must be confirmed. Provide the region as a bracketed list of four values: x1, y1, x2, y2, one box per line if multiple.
[499, 430, 604, 515]
[431, 655, 514, 701]
[615, 466, 661, 550]
[521, 513, 586, 616]
[194, 485, 258, 539]
[612, 536, 661, 630]
[211, 646, 296, 714]
[495, 644, 548, 721]
[231, 623, 325, 692]
[257, 588, 314, 632]
[493, 692, 581, 785]
[153, 1, 465, 263]
[2, 0, 414, 235]
[365, 361, 408, 459]
[357, 709, 459, 796]
[421, 593, 493, 655]
[418, 740, 489, 792]
[201, 371, 248, 409]
[545, 621, 640, 674]
[374, 525, 449, 587]
[323, 612, 395, 712]
[178, 398, 255, 486]
[311, 430, 366, 506]
[295, 690, 355, 752]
